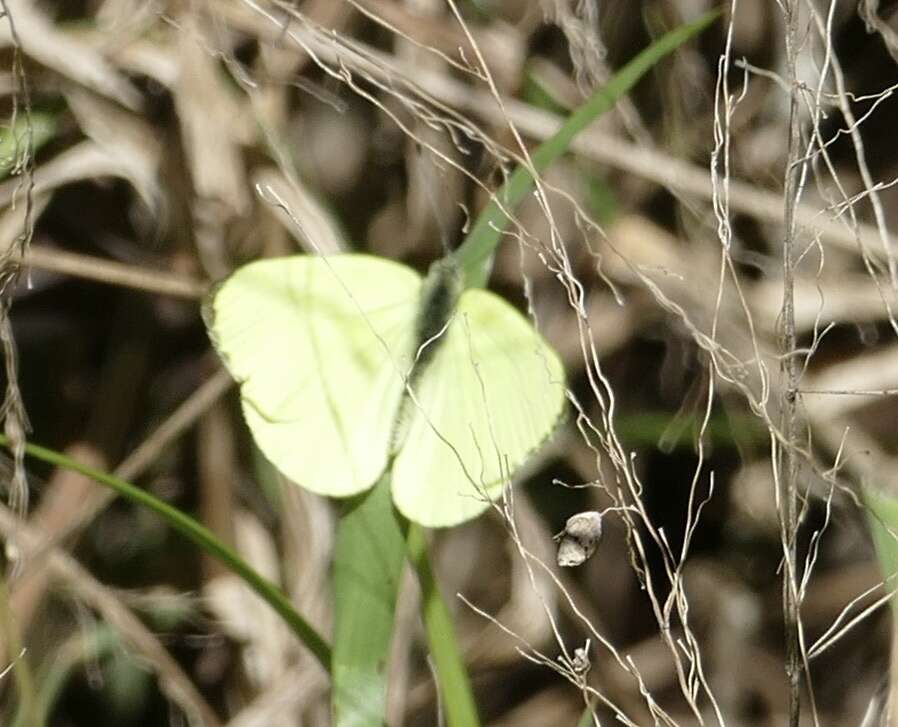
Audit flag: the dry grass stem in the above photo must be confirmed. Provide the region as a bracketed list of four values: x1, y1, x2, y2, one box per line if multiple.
[24, 244, 207, 299]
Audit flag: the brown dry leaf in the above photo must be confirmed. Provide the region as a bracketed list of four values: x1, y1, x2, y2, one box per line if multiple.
[232, 482, 334, 724]
[65, 87, 162, 212]
[803, 344, 898, 420]
[174, 12, 251, 216]
[290, 102, 370, 198]
[278, 0, 354, 75]
[204, 510, 294, 719]
[252, 167, 346, 255]
[545, 290, 650, 367]
[602, 214, 691, 285]
[527, 58, 584, 108]
[226, 663, 329, 727]
[356, 0, 524, 91]
[0, 192, 50, 255]
[402, 130, 464, 255]
[729, 461, 780, 536]
[172, 11, 256, 277]
[509, 161, 591, 269]
[859, 0, 898, 64]
[0, 0, 141, 109]
[385, 567, 419, 725]
[95, 0, 161, 34]
[491, 687, 584, 726]
[392, 1, 466, 255]
[464, 497, 557, 666]
[751, 275, 898, 334]
[723, 0, 769, 55]
[801, 561, 883, 634]
[0, 141, 145, 207]
[280, 482, 334, 643]
[368, 199, 416, 260]
[107, 35, 180, 88]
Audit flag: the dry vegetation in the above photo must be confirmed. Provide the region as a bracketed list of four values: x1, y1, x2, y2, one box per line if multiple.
[1, 0, 898, 725]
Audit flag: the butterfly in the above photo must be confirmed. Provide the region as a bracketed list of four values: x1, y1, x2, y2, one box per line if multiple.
[205, 254, 565, 528]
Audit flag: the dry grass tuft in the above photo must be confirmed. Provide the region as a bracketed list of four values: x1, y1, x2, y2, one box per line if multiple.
[0, 1, 897, 725]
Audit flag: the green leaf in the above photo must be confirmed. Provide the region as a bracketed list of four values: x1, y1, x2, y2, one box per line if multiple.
[0, 112, 58, 178]
[405, 523, 480, 727]
[865, 487, 898, 615]
[0, 435, 332, 672]
[612, 410, 767, 450]
[332, 475, 406, 727]
[454, 9, 721, 289]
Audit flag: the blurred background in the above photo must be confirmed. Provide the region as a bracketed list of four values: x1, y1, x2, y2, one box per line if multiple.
[1, 0, 897, 724]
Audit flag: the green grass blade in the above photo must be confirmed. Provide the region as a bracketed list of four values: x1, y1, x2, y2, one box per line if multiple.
[405, 523, 480, 727]
[864, 487, 898, 615]
[0, 435, 332, 671]
[613, 410, 767, 450]
[454, 9, 721, 289]
[332, 475, 406, 727]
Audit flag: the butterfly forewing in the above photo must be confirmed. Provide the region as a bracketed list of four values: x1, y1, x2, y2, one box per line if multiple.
[209, 255, 420, 497]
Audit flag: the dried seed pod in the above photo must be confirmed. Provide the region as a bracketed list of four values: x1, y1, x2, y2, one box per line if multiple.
[571, 642, 591, 675]
[554, 511, 603, 567]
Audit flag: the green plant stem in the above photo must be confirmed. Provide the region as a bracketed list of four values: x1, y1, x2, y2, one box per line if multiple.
[454, 8, 721, 290]
[0, 435, 331, 672]
[332, 476, 405, 727]
[405, 523, 479, 727]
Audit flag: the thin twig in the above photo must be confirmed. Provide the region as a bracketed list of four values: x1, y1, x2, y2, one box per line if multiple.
[227, 2, 887, 260]
[781, 2, 805, 724]
[799, 388, 898, 396]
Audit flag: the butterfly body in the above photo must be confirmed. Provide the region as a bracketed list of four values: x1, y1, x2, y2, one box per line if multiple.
[411, 259, 462, 375]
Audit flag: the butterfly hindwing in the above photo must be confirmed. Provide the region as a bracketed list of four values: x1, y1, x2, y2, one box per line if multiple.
[392, 288, 566, 527]
[208, 255, 421, 496]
